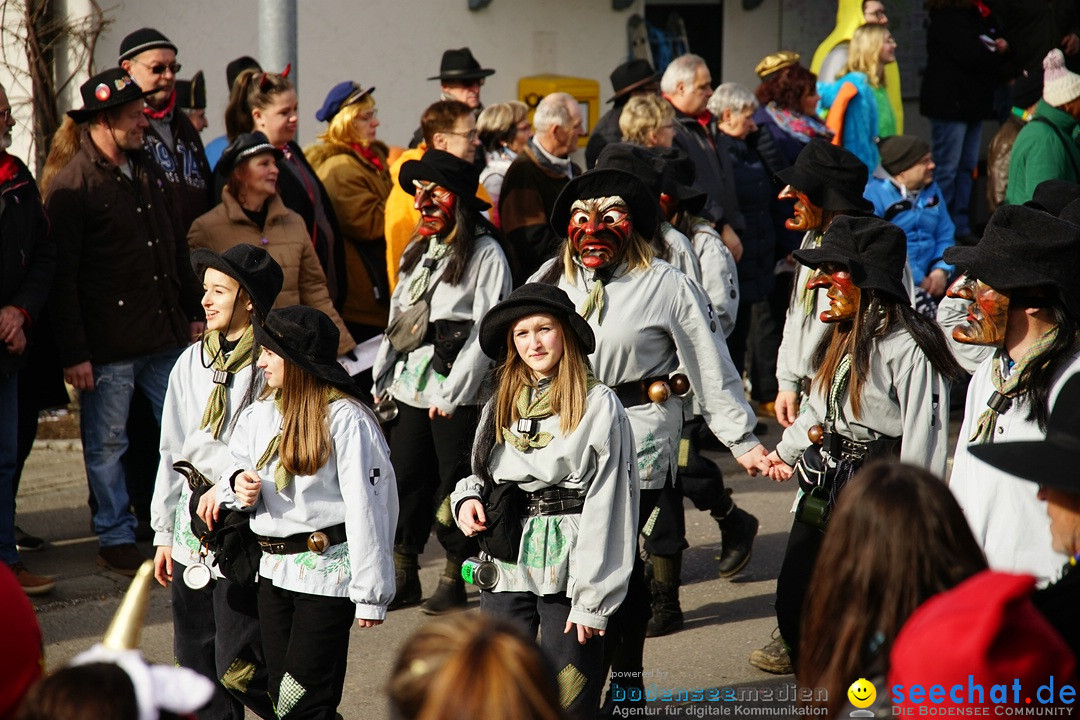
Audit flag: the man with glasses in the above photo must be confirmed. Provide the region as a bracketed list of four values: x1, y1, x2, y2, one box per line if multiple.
[119, 28, 212, 230]
[408, 47, 495, 170]
[499, 92, 584, 285]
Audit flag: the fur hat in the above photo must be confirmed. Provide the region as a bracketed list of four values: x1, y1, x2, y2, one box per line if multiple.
[1042, 49, 1080, 107]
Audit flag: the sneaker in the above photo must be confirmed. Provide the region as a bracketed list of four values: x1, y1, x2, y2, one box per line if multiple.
[96, 544, 146, 577]
[8, 561, 55, 595]
[716, 506, 759, 578]
[420, 575, 467, 615]
[14, 526, 45, 552]
[749, 628, 793, 674]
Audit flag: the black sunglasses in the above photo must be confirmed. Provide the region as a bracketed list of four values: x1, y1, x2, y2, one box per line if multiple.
[133, 58, 182, 75]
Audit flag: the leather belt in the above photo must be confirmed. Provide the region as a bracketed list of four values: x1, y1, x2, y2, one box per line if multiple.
[821, 433, 900, 463]
[256, 523, 347, 555]
[522, 487, 585, 516]
[612, 375, 671, 408]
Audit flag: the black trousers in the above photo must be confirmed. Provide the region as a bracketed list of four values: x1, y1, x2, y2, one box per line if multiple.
[774, 516, 824, 670]
[171, 565, 273, 719]
[257, 582, 355, 720]
[385, 402, 478, 561]
[482, 590, 605, 720]
[748, 273, 792, 402]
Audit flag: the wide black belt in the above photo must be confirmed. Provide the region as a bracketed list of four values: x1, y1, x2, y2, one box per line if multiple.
[820, 433, 900, 463]
[522, 487, 585, 516]
[612, 375, 671, 408]
[256, 523, 347, 555]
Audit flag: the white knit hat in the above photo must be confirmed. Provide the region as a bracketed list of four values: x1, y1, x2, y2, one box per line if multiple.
[1042, 49, 1080, 106]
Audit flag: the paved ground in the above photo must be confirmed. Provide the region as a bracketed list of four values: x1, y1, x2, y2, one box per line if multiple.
[18, 406, 956, 718]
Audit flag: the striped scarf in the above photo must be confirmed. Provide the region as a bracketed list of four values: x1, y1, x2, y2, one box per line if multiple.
[256, 387, 348, 492]
[801, 230, 825, 318]
[969, 328, 1059, 444]
[199, 327, 255, 439]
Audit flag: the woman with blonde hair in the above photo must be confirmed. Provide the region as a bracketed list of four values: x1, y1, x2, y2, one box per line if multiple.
[388, 613, 569, 720]
[306, 81, 392, 395]
[477, 100, 532, 219]
[452, 283, 637, 718]
[819, 23, 899, 169]
[618, 94, 676, 148]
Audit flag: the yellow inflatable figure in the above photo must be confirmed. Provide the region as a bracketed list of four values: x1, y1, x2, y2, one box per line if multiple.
[811, 0, 903, 134]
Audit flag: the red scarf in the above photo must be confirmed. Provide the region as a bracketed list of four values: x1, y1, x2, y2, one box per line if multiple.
[0, 152, 18, 185]
[143, 90, 176, 120]
[350, 143, 384, 172]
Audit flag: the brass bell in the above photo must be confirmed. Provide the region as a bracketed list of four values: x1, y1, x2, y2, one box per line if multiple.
[669, 374, 690, 396]
[807, 425, 824, 445]
[647, 380, 671, 404]
[306, 531, 331, 554]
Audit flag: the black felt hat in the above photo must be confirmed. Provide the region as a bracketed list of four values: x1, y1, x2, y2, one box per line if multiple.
[427, 48, 495, 82]
[191, 244, 284, 320]
[775, 139, 874, 213]
[175, 71, 206, 110]
[944, 204, 1080, 318]
[969, 374, 1080, 492]
[219, 132, 283, 174]
[607, 59, 660, 103]
[792, 214, 908, 302]
[398, 149, 490, 212]
[1025, 179, 1080, 216]
[479, 283, 595, 360]
[67, 68, 154, 123]
[595, 143, 664, 196]
[118, 28, 177, 63]
[226, 56, 262, 91]
[651, 146, 708, 215]
[550, 168, 659, 241]
[253, 306, 357, 392]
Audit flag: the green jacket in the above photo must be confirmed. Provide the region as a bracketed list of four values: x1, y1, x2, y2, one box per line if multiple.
[1005, 100, 1080, 205]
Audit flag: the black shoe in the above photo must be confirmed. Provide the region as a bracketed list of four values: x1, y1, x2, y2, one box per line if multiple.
[15, 526, 45, 552]
[716, 506, 759, 577]
[420, 575, 467, 615]
[387, 564, 422, 611]
[97, 543, 146, 577]
[645, 581, 684, 637]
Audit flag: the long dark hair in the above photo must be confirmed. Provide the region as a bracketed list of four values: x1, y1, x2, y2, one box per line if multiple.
[799, 461, 987, 716]
[811, 290, 963, 418]
[399, 206, 496, 286]
[1015, 292, 1080, 430]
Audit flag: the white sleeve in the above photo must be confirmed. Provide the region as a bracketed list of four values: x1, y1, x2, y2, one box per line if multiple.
[150, 359, 189, 547]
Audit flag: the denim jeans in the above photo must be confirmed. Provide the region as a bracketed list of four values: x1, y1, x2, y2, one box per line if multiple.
[930, 119, 983, 236]
[79, 346, 181, 546]
[0, 372, 19, 565]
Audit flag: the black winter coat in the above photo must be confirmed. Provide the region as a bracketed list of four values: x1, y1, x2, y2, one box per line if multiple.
[920, 6, 1006, 122]
[716, 133, 776, 304]
[671, 109, 744, 233]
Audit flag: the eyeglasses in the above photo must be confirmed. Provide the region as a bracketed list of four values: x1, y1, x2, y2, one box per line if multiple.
[444, 129, 479, 142]
[132, 58, 182, 75]
[357, 109, 378, 122]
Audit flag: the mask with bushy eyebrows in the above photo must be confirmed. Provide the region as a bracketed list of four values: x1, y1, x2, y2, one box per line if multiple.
[568, 195, 633, 270]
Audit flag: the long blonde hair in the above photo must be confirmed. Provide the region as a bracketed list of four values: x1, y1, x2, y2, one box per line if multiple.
[493, 314, 590, 438]
[260, 359, 333, 476]
[840, 24, 890, 87]
[556, 229, 654, 282]
[316, 93, 376, 147]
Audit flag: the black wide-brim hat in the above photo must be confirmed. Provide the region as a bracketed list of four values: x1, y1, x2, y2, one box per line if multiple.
[428, 47, 495, 82]
[550, 168, 659, 241]
[175, 70, 206, 111]
[969, 374, 1080, 492]
[775, 139, 874, 214]
[398, 149, 490, 213]
[253, 306, 357, 392]
[191, 244, 284, 320]
[219, 132, 284, 175]
[944, 204, 1080, 318]
[1024, 179, 1080, 217]
[651, 146, 708, 216]
[479, 283, 595, 360]
[595, 143, 663, 196]
[792, 214, 908, 302]
[608, 59, 660, 103]
[68, 68, 155, 123]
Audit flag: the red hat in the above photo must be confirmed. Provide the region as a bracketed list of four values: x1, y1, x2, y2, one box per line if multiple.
[0, 563, 44, 719]
[889, 571, 1076, 710]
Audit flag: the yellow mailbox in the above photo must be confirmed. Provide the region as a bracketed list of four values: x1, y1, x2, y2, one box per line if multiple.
[518, 74, 600, 149]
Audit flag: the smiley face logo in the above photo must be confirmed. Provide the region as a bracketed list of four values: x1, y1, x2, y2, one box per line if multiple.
[848, 678, 877, 709]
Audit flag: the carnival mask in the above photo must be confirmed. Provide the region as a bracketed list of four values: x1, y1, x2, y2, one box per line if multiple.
[807, 265, 860, 322]
[414, 179, 456, 238]
[946, 274, 1010, 346]
[568, 195, 633, 270]
[780, 185, 823, 233]
[658, 192, 678, 222]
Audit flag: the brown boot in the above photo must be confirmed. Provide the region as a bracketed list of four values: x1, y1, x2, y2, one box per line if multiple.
[96, 543, 145, 577]
[7, 561, 55, 595]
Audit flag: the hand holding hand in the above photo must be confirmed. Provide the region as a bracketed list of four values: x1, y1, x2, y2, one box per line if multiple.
[735, 444, 768, 477]
[764, 451, 794, 482]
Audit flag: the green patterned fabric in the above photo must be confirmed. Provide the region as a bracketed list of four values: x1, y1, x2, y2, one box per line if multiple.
[407, 236, 451, 304]
[520, 516, 570, 569]
[969, 328, 1059, 444]
[257, 388, 348, 492]
[557, 663, 588, 710]
[275, 672, 306, 719]
[221, 657, 257, 693]
[199, 326, 255, 439]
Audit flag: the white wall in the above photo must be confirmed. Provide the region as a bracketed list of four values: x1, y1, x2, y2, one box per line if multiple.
[77, 0, 642, 151]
